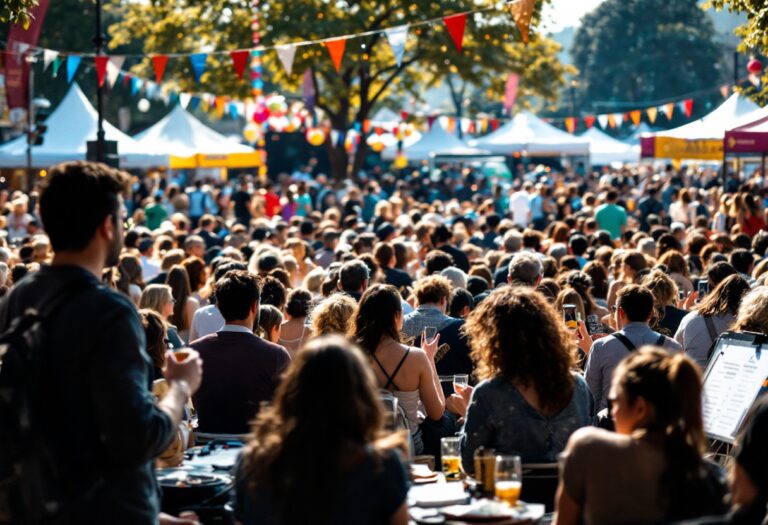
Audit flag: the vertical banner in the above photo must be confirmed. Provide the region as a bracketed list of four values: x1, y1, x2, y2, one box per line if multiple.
[503, 73, 519, 114]
[5, 0, 51, 109]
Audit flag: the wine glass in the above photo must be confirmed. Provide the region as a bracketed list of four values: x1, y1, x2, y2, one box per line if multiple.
[453, 374, 469, 395]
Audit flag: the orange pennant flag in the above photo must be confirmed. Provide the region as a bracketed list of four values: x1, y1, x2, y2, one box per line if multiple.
[663, 103, 675, 120]
[606, 114, 617, 128]
[565, 117, 576, 134]
[324, 38, 347, 73]
[507, 0, 535, 44]
[629, 110, 642, 126]
[646, 107, 658, 124]
[215, 96, 225, 119]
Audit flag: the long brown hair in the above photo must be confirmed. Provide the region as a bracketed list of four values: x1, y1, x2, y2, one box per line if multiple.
[613, 347, 708, 520]
[243, 336, 401, 525]
[166, 265, 192, 332]
[696, 274, 750, 317]
[351, 284, 402, 354]
[463, 287, 576, 414]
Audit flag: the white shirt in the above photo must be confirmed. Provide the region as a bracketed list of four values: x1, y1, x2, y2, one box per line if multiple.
[141, 256, 160, 282]
[219, 324, 252, 334]
[509, 190, 531, 227]
[189, 305, 225, 342]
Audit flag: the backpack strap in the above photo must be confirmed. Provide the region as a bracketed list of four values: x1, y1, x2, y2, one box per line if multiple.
[612, 333, 636, 352]
[703, 316, 718, 344]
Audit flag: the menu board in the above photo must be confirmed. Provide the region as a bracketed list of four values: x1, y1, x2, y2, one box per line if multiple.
[702, 332, 768, 444]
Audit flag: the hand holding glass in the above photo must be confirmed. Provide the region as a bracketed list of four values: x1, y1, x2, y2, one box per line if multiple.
[453, 374, 469, 395]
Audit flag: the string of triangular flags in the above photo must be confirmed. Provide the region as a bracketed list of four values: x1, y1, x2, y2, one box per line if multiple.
[0, 0, 535, 87]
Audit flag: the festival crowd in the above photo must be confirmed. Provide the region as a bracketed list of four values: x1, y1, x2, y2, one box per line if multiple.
[0, 159, 767, 525]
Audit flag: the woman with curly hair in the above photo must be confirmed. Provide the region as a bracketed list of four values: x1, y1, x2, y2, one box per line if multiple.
[311, 293, 357, 337]
[732, 286, 768, 335]
[233, 336, 409, 525]
[459, 287, 593, 471]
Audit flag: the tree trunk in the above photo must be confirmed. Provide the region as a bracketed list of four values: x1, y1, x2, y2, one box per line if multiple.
[350, 140, 369, 183]
[326, 141, 349, 183]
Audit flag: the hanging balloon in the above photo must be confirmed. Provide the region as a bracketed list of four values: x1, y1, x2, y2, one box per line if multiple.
[306, 128, 326, 146]
[370, 141, 386, 153]
[393, 154, 408, 169]
[747, 58, 763, 75]
[253, 105, 271, 124]
[243, 123, 261, 144]
[266, 94, 288, 117]
[404, 124, 414, 137]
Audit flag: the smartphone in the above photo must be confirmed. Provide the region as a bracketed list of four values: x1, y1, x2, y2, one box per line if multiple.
[563, 304, 578, 331]
[586, 314, 601, 335]
[678, 290, 685, 302]
[698, 279, 709, 299]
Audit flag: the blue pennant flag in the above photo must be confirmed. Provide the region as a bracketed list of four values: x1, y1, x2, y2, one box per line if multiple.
[66, 55, 81, 83]
[188, 95, 201, 111]
[189, 53, 208, 83]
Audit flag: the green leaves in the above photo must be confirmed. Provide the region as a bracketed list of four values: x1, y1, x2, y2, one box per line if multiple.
[0, 0, 39, 27]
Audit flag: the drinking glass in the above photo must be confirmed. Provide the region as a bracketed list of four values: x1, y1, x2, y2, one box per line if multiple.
[495, 455, 522, 506]
[424, 326, 438, 342]
[440, 437, 462, 481]
[453, 374, 469, 395]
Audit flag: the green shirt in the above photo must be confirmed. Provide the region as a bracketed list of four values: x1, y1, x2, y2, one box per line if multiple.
[144, 203, 168, 231]
[595, 203, 627, 240]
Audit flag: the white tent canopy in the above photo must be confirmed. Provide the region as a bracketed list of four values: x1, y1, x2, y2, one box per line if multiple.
[134, 104, 255, 158]
[0, 83, 168, 169]
[370, 108, 401, 126]
[624, 122, 658, 145]
[381, 120, 492, 161]
[652, 93, 759, 140]
[470, 111, 590, 156]
[580, 128, 640, 165]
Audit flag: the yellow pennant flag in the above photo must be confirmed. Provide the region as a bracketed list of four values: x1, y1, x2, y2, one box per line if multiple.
[215, 96, 226, 119]
[507, 0, 535, 44]
[663, 103, 675, 120]
[646, 107, 658, 124]
[565, 117, 576, 134]
[629, 110, 642, 126]
[607, 114, 617, 128]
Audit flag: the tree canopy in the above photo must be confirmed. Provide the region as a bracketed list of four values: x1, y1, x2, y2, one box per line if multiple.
[571, 0, 725, 119]
[108, 0, 569, 180]
[710, 0, 768, 105]
[1, 0, 38, 28]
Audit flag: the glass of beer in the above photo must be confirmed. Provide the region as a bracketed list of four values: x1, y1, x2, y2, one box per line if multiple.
[453, 374, 469, 395]
[495, 455, 522, 507]
[440, 437, 462, 481]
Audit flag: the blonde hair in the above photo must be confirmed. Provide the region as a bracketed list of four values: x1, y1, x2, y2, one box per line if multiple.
[732, 287, 768, 334]
[311, 293, 357, 337]
[140, 284, 173, 315]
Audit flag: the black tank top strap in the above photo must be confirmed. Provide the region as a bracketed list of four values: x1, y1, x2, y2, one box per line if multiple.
[372, 347, 411, 391]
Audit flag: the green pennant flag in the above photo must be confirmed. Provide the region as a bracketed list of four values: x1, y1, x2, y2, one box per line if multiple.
[52, 56, 62, 77]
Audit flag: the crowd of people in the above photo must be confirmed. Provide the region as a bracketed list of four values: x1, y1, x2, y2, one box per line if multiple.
[0, 159, 767, 525]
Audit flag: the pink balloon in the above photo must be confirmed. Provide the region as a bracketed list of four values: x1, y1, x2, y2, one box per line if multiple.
[252, 107, 271, 124]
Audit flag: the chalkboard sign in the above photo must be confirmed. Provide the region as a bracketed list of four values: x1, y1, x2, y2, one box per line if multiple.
[702, 331, 768, 444]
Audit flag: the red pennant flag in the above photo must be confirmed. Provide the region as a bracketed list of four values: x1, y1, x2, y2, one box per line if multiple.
[94, 56, 109, 87]
[375, 126, 384, 136]
[152, 55, 168, 83]
[123, 73, 131, 87]
[490, 118, 500, 131]
[583, 115, 595, 129]
[443, 13, 467, 52]
[324, 38, 347, 73]
[683, 99, 694, 118]
[230, 50, 249, 80]
[362, 119, 371, 134]
[623, 113, 630, 122]
[468, 121, 476, 134]
[427, 115, 437, 129]
[629, 110, 642, 126]
[400, 110, 409, 121]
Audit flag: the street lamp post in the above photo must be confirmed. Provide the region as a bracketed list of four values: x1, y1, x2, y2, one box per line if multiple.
[25, 54, 36, 183]
[569, 79, 579, 117]
[93, 0, 106, 162]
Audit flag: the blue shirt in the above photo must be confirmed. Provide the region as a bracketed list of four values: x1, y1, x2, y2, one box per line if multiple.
[459, 373, 594, 470]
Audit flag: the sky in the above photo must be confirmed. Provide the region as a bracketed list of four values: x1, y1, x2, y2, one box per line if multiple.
[541, 0, 606, 33]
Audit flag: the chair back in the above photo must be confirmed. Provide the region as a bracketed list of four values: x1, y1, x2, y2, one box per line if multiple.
[521, 462, 559, 512]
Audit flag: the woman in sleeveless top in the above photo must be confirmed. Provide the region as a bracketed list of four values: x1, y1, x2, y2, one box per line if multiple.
[278, 288, 312, 358]
[352, 284, 445, 455]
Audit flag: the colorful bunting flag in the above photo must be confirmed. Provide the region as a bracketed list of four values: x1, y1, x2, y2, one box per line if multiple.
[131, 77, 140, 96]
[443, 13, 467, 52]
[385, 25, 408, 68]
[152, 55, 168, 83]
[662, 103, 674, 120]
[446, 118, 456, 133]
[188, 95, 200, 111]
[508, 0, 535, 44]
[324, 38, 347, 73]
[629, 110, 641, 126]
[427, 115, 437, 129]
[105, 56, 125, 88]
[612, 113, 623, 126]
[215, 96, 225, 119]
[682, 99, 694, 118]
[179, 92, 191, 109]
[303, 69, 316, 110]
[504, 73, 519, 114]
[43, 49, 58, 71]
[565, 117, 577, 134]
[583, 115, 595, 129]
[189, 53, 208, 83]
[276, 45, 298, 76]
[52, 56, 62, 78]
[596, 114, 609, 128]
[66, 55, 81, 83]
[646, 107, 658, 124]
[720, 85, 730, 99]
[400, 110, 409, 122]
[94, 56, 109, 87]
[606, 114, 617, 128]
[230, 50, 250, 80]
[490, 118, 500, 131]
